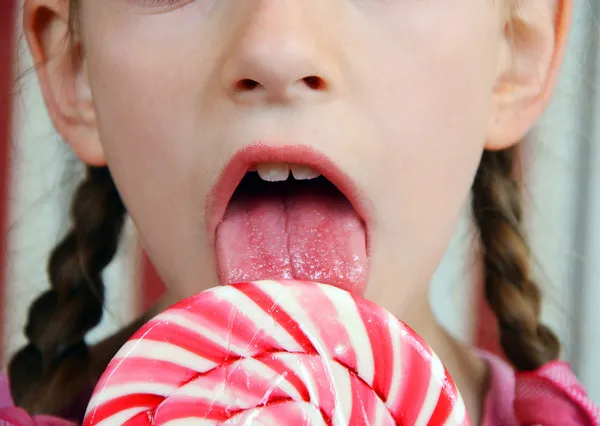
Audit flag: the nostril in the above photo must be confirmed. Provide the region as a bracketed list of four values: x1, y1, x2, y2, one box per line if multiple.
[229, 75, 329, 99]
[302, 76, 327, 91]
[236, 79, 261, 91]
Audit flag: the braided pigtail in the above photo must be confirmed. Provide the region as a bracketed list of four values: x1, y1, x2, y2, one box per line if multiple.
[8, 166, 126, 415]
[471, 147, 560, 371]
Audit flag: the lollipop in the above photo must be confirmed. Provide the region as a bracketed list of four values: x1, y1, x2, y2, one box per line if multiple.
[84, 280, 470, 425]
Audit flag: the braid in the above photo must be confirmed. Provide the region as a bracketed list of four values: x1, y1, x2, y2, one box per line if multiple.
[471, 147, 560, 371]
[9, 166, 126, 415]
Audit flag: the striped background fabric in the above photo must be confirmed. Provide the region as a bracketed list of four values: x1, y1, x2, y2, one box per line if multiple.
[2, 0, 599, 403]
[0, 0, 18, 364]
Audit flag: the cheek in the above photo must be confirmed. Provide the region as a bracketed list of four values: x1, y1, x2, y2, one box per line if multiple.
[80, 11, 223, 289]
[356, 2, 500, 278]
[82, 10, 210, 169]
[83, 11, 211, 192]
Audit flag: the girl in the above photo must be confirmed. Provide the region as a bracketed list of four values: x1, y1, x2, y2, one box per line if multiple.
[1, 0, 598, 424]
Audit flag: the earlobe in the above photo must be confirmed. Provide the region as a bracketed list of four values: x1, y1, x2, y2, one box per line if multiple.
[24, 0, 106, 166]
[486, 0, 572, 151]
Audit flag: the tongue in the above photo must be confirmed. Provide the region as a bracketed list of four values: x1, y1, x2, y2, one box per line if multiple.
[215, 182, 367, 295]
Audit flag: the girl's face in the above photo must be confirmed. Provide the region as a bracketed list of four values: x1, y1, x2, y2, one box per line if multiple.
[29, 0, 561, 317]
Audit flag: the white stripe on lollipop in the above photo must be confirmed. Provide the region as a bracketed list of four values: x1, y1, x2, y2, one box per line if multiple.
[414, 352, 445, 426]
[320, 283, 375, 385]
[114, 339, 217, 373]
[88, 381, 177, 409]
[163, 381, 257, 409]
[373, 396, 392, 425]
[384, 318, 404, 408]
[444, 389, 468, 426]
[328, 360, 354, 426]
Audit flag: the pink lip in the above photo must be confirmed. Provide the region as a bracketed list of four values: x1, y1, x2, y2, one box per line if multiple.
[206, 142, 371, 248]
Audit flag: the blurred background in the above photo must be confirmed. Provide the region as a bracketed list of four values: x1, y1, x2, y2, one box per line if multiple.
[2, 0, 599, 404]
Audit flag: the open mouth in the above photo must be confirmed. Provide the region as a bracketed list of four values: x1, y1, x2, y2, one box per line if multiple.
[213, 146, 368, 295]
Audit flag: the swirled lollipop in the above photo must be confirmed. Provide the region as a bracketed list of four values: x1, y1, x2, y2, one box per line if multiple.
[84, 280, 471, 425]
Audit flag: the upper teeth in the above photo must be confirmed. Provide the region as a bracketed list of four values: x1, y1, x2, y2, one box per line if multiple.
[255, 163, 321, 182]
[291, 165, 321, 180]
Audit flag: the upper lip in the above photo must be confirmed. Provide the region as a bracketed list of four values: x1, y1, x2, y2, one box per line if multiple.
[206, 142, 371, 241]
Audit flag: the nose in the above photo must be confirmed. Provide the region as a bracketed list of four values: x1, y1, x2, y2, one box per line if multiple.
[221, 1, 339, 105]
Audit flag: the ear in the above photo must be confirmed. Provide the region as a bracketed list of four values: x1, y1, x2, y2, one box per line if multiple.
[24, 0, 106, 166]
[486, 0, 572, 150]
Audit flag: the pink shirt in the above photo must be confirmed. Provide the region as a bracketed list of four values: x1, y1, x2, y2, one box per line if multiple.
[480, 351, 521, 425]
[0, 351, 597, 425]
[480, 352, 599, 426]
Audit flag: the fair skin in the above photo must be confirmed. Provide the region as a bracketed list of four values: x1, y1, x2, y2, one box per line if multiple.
[23, 0, 570, 423]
